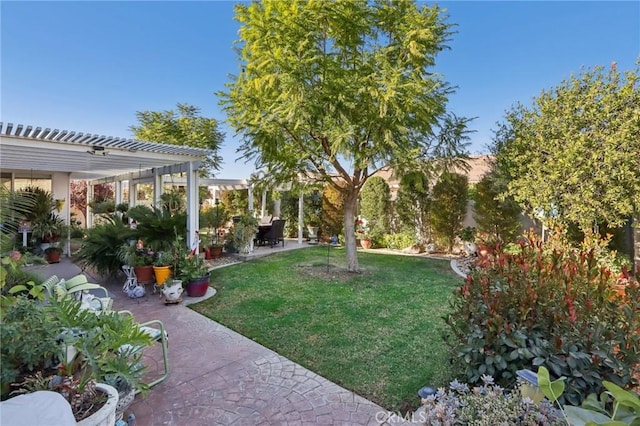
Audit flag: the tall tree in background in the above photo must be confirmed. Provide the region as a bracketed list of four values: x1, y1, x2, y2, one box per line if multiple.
[395, 171, 432, 244]
[494, 63, 640, 232]
[359, 176, 390, 241]
[473, 169, 521, 243]
[220, 0, 468, 271]
[431, 172, 468, 251]
[130, 103, 224, 176]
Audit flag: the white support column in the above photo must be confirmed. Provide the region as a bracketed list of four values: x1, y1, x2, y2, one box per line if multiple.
[298, 192, 304, 244]
[153, 169, 163, 209]
[186, 161, 200, 251]
[87, 183, 94, 229]
[248, 184, 254, 253]
[210, 186, 218, 205]
[261, 191, 267, 218]
[273, 198, 281, 218]
[129, 180, 136, 207]
[114, 181, 122, 206]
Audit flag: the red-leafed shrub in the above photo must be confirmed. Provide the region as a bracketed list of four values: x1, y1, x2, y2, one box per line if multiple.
[444, 231, 640, 405]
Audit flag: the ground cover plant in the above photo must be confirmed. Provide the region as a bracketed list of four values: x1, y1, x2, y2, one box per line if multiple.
[191, 247, 462, 411]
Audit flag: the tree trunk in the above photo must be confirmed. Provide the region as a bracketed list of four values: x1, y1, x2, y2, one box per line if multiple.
[344, 190, 360, 273]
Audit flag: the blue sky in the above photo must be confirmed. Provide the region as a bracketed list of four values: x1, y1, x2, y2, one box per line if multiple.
[2, 1, 638, 179]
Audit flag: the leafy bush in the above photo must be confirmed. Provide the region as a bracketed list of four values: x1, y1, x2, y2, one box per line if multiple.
[381, 232, 414, 250]
[1, 297, 60, 392]
[444, 231, 640, 406]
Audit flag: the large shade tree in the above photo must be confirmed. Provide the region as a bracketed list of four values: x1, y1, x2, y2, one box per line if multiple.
[130, 103, 224, 176]
[220, 0, 468, 271]
[494, 63, 640, 232]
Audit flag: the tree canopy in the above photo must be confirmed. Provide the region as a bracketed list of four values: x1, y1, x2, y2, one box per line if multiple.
[494, 63, 640, 231]
[130, 103, 224, 176]
[220, 0, 466, 271]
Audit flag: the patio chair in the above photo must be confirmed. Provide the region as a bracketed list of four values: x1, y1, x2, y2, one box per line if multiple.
[43, 274, 112, 311]
[118, 311, 169, 392]
[43, 274, 169, 392]
[260, 219, 286, 248]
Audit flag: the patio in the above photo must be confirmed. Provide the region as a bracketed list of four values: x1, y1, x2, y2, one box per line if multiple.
[28, 245, 408, 426]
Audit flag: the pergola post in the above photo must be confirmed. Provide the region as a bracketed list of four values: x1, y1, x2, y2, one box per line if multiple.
[153, 169, 163, 210]
[298, 192, 304, 244]
[261, 191, 267, 218]
[86, 182, 94, 229]
[128, 180, 136, 207]
[114, 180, 122, 206]
[186, 161, 200, 251]
[248, 183, 255, 252]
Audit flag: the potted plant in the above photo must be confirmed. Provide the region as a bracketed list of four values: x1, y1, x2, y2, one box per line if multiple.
[458, 226, 477, 256]
[32, 213, 70, 251]
[201, 201, 229, 259]
[230, 213, 258, 255]
[118, 243, 155, 284]
[305, 209, 321, 244]
[178, 254, 210, 297]
[160, 277, 184, 303]
[152, 251, 174, 287]
[44, 245, 63, 264]
[355, 215, 372, 249]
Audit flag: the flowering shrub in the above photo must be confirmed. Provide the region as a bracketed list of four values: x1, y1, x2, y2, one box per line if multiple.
[355, 215, 370, 240]
[445, 230, 640, 406]
[475, 231, 501, 248]
[419, 375, 563, 425]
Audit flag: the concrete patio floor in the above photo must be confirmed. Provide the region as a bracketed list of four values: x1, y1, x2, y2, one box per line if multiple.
[30, 243, 412, 426]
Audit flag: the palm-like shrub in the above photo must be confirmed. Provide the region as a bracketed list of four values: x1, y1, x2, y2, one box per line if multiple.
[73, 217, 135, 277]
[128, 205, 186, 252]
[445, 231, 640, 405]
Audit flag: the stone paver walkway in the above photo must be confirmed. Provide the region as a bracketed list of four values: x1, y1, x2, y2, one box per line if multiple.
[31, 252, 413, 426]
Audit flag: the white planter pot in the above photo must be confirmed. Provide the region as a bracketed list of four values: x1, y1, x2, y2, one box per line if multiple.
[464, 241, 478, 256]
[77, 383, 118, 426]
[307, 226, 319, 244]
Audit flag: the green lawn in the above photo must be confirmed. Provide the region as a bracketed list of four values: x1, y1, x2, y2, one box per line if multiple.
[191, 247, 462, 411]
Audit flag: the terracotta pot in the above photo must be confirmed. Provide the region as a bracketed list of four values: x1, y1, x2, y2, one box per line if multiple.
[133, 265, 154, 284]
[186, 274, 210, 297]
[45, 250, 62, 264]
[204, 247, 212, 260]
[360, 238, 372, 249]
[478, 245, 491, 257]
[210, 246, 223, 259]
